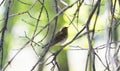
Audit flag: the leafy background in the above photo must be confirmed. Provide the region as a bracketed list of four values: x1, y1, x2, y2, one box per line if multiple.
[0, 0, 120, 71]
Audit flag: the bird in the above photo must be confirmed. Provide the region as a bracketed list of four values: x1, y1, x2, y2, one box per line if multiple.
[43, 26, 68, 48]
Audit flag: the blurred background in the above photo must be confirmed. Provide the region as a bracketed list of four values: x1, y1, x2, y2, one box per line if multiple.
[0, 0, 120, 71]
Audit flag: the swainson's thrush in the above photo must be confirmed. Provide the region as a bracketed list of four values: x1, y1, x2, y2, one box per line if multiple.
[43, 27, 68, 48]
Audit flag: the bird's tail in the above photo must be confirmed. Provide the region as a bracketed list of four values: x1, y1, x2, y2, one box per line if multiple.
[42, 43, 52, 48]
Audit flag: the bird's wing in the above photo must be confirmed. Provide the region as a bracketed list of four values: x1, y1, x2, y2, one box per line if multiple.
[51, 31, 64, 45]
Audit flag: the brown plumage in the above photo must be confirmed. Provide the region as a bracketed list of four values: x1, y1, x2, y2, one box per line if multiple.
[43, 27, 68, 48]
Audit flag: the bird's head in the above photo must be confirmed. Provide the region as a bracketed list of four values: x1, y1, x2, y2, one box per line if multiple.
[61, 26, 68, 33]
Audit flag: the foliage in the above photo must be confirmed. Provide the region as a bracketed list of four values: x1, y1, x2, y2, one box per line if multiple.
[0, 0, 120, 71]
